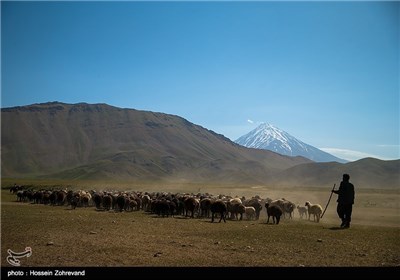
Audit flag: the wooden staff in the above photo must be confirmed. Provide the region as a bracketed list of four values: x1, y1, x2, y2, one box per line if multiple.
[321, 183, 336, 219]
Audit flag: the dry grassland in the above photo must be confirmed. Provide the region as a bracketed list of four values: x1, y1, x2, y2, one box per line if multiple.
[1, 184, 399, 267]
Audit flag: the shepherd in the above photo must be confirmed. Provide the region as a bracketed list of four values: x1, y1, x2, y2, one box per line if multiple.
[332, 174, 355, 228]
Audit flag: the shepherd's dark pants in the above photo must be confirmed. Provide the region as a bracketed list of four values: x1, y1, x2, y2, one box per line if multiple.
[337, 203, 353, 225]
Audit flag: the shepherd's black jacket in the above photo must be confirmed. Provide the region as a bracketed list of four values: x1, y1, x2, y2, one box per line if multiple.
[333, 181, 355, 205]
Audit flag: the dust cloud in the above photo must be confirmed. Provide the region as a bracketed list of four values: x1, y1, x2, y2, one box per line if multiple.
[183, 183, 400, 228]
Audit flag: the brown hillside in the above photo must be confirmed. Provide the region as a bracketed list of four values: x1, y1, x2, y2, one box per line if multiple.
[1, 102, 310, 183]
[271, 157, 400, 189]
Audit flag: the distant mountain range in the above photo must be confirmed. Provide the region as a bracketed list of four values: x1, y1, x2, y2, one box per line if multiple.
[1, 102, 309, 184]
[235, 123, 347, 163]
[1, 102, 398, 188]
[269, 157, 400, 189]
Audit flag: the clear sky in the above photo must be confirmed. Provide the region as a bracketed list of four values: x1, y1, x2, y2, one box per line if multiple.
[1, 1, 399, 161]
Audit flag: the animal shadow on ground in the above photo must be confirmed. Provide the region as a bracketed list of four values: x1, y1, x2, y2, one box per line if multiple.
[329, 226, 347, 230]
[173, 216, 193, 220]
[151, 215, 171, 219]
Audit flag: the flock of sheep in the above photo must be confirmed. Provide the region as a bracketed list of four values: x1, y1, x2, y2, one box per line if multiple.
[10, 185, 324, 225]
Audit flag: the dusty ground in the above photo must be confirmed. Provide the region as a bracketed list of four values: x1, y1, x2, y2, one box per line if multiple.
[1, 185, 399, 267]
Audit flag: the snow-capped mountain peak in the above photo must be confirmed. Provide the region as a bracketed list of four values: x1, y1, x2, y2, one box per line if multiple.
[235, 123, 347, 163]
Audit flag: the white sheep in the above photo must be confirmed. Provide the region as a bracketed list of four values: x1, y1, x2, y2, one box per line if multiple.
[305, 201, 323, 222]
[229, 198, 242, 205]
[297, 205, 308, 219]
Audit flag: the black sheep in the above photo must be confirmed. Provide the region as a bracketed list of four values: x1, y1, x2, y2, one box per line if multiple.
[210, 200, 227, 223]
[265, 203, 283, 225]
[70, 197, 78, 210]
[116, 195, 126, 212]
[102, 195, 112, 211]
[92, 193, 103, 209]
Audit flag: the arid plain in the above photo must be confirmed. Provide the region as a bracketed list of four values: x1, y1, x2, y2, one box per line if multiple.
[1, 181, 399, 267]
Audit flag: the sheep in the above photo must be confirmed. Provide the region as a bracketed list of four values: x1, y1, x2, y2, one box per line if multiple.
[102, 195, 112, 211]
[305, 201, 323, 222]
[81, 194, 91, 208]
[70, 197, 78, 210]
[265, 203, 283, 224]
[227, 198, 243, 220]
[183, 197, 198, 218]
[167, 200, 177, 217]
[229, 203, 245, 220]
[16, 190, 24, 202]
[92, 193, 103, 209]
[132, 196, 142, 211]
[244, 206, 256, 220]
[210, 200, 227, 223]
[56, 191, 67, 206]
[141, 195, 151, 212]
[129, 199, 138, 212]
[244, 198, 263, 220]
[153, 199, 170, 217]
[116, 195, 126, 212]
[282, 200, 296, 219]
[66, 190, 74, 205]
[297, 205, 308, 219]
[269, 199, 285, 211]
[33, 191, 44, 204]
[200, 198, 213, 218]
[229, 198, 242, 205]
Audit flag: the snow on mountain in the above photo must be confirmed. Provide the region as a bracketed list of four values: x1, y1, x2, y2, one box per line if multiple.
[235, 123, 348, 163]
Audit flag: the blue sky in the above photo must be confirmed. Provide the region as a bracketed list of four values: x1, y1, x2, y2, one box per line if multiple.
[1, 1, 399, 161]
